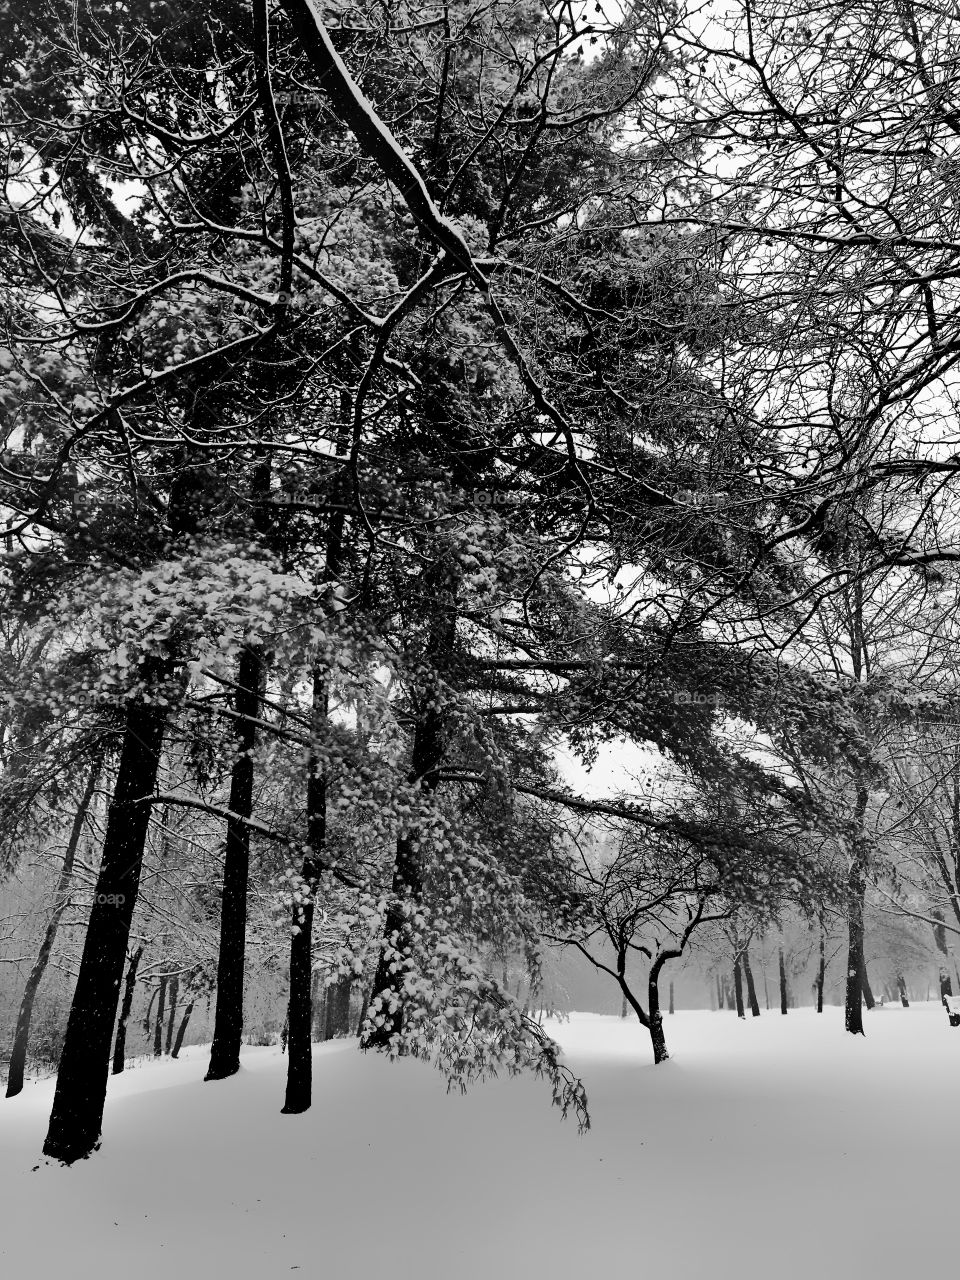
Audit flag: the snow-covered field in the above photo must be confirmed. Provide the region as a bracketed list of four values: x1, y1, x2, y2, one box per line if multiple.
[2, 1004, 957, 1279]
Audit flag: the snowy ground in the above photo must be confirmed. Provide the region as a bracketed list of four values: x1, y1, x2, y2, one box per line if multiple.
[2, 1003, 958, 1279]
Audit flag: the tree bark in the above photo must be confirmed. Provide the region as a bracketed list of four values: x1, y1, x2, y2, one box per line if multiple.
[111, 945, 143, 1075]
[742, 948, 761, 1016]
[282, 455, 346, 1112]
[715, 972, 723, 1010]
[153, 976, 167, 1057]
[142, 985, 158, 1036]
[171, 1001, 195, 1058]
[816, 927, 825, 1013]
[281, 678, 327, 1113]
[779, 946, 789, 1016]
[206, 643, 261, 1082]
[668, 980, 675, 1015]
[844, 788, 868, 1034]
[164, 975, 179, 1054]
[859, 959, 875, 1010]
[897, 974, 909, 1008]
[42, 690, 168, 1163]
[6, 759, 100, 1097]
[733, 957, 745, 1018]
[361, 569, 453, 1051]
[647, 955, 677, 1063]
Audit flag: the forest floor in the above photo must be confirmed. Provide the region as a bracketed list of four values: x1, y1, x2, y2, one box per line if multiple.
[1, 1002, 956, 1279]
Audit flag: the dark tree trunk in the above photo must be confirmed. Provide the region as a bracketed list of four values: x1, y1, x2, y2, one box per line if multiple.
[668, 980, 675, 1015]
[283, 472, 346, 1113]
[779, 947, 789, 1015]
[142, 985, 158, 1035]
[845, 881, 866, 1031]
[281, 763, 323, 1110]
[356, 987, 370, 1036]
[206, 643, 261, 1082]
[164, 975, 179, 1054]
[845, 790, 868, 1035]
[42, 690, 168, 1163]
[715, 973, 723, 1010]
[153, 976, 167, 1057]
[362, 826, 426, 1049]
[310, 971, 322, 1038]
[111, 945, 143, 1075]
[742, 949, 761, 1016]
[362, 557, 455, 1053]
[323, 977, 352, 1039]
[282, 659, 331, 1111]
[859, 960, 875, 1010]
[6, 759, 100, 1097]
[171, 1001, 195, 1058]
[733, 958, 745, 1018]
[620, 992, 629, 1018]
[335, 978, 351, 1036]
[315, 982, 328, 1041]
[940, 968, 953, 1000]
[647, 957, 677, 1063]
[816, 927, 826, 1013]
[897, 975, 909, 1008]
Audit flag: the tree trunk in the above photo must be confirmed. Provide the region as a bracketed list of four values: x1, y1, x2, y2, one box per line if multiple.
[142, 985, 158, 1036]
[206, 643, 261, 1082]
[844, 789, 868, 1035]
[171, 1001, 195, 1058]
[42, 690, 168, 1163]
[816, 927, 825, 1013]
[647, 969, 669, 1063]
[715, 972, 723, 1010]
[282, 658, 329, 1111]
[336, 979, 352, 1035]
[897, 975, 909, 1008]
[153, 976, 167, 1057]
[931, 909, 953, 999]
[361, 557, 455, 1053]
[733, 958, 745, 1018]
[281, 827, 322, 1109]
[742, 948, 761, 1016]
[323, 977, 351, 1039]
[779, 946, 788, 1015]
[620, 992, 628, 1018]
[164, 975, 179, 1054]
[668, 980, 675, 1015]
[315, 982, 328, 1041]
[283, 472, 346, 1112]
[310, 971, 322, 1038]
[860, 960, 875, 1010]
[111, 945, 143, 1075]
[6, 759, 100, 1097]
